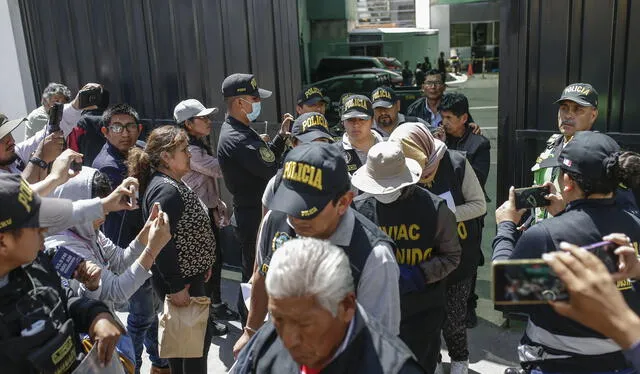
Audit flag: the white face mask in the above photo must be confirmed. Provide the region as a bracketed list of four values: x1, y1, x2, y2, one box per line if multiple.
[373, 190, 402, 204]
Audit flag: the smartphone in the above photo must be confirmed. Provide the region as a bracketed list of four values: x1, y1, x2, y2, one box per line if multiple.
[70, 161, 82, 173]
[493, 259, 569, 305]
[46, 102, 64, 133]
[51, 246, 85, 279]
[127, 185, 138, 208]
[582, 241, 619, 273]
[78, 87, 103, 109]
[514, 186, 551, 209]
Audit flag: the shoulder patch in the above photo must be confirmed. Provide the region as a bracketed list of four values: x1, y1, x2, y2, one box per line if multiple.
[259, 147, 275, 163]
[271, 231, 291, 252]
[343, 151, 352, 163]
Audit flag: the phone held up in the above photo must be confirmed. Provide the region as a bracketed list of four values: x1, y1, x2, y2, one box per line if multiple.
[514, 186, 551, 210]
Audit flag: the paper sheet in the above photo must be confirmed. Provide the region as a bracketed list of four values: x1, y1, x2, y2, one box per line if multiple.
[438, 191, 457, 213]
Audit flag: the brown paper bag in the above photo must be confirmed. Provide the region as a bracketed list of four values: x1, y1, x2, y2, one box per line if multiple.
[158, 296, 210, 358]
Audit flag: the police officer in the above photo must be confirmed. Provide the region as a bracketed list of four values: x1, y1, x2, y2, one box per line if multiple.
[232, 142, 401, 357]
[340, 95, 383, 174]
[493, 131, 640, 373]
[296, 86, 330, 116]
[352, 142, 461, 374]
[371, 86, 431, 138]
[0, 174, 124, 373]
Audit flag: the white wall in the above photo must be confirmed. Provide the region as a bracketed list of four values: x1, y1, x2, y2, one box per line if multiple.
[0, 0, 36, 143]
[430, 4, 450, 57]
[415, 0, 430, 29]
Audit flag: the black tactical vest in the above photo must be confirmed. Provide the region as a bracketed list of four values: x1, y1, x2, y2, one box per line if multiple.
[258, 209, 394, 289]
[423, 150, 482, 283]
[342, 147, 362, 175]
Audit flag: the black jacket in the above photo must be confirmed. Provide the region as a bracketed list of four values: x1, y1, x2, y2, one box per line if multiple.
[445, 126, 491, 189]
[233, 306, 424, 374]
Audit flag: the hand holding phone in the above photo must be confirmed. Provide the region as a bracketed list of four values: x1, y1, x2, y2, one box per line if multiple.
[493, 259, 569, 305]
[51, 246, 85, 279]
[514, 186, 551, 210]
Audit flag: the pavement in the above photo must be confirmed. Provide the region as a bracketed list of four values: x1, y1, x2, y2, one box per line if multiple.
[119, 73, 528, 374]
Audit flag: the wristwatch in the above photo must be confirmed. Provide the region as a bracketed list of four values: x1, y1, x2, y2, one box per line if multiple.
[29, 157, 49, 169]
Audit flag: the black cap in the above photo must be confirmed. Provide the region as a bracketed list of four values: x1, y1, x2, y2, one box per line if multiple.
[297, 87, 330, 106]
[222, 73, 272, 99]
[371, 86, 397, 109]
[291, 112, 334, 143]
[269, 142, 350, 219]
[555, 83, 598, 108]
[341, 95, 373, 120]
[0, 174, 72, 232]
[538, 131, 620, 179]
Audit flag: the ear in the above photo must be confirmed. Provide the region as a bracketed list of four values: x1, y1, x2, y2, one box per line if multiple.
[394, 100, 401, 112]
[160, 150, 171, 165]
[138, 124, 143, 133]
[0, 232, 12, 256]
[337, 191, 354, 215]
[562, 173, 574, 193]
[338, 293, 357, 324]
[461, 113, 469, 123]
[100, 127, 108, 136]
[296, 105, 304, 115]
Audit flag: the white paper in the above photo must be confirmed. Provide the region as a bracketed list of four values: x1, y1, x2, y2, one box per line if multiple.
[438, 191, 457, 213]
[73, 344, 125, 374]
[241, 282, 268, 322]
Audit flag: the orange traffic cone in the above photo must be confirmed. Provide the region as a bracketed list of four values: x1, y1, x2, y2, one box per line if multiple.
[467, 61, 474, 77]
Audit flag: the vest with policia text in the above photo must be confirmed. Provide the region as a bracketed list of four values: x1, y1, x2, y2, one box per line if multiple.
[423, 150, 482, 283]
[355, 186, 447, 315]
[258, 209, 395, 289]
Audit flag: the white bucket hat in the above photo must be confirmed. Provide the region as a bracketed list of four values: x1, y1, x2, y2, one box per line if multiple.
[351, 141, 422, 194]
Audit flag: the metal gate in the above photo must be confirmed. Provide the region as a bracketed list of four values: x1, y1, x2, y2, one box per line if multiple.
[18, 0, 301, 125]
[498, 0, 640, 203]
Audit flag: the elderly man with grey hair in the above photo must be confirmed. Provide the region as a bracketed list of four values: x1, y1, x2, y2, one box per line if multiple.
[233, 238, 424, 374]
[24, 82, 73, 138]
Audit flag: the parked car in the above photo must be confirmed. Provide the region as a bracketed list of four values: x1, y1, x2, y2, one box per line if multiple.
[347, 68, 403, 85]
[313, 56, 386, 81]
[377, 57, 403, 72]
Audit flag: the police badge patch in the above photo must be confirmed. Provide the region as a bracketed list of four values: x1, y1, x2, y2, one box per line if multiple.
[259, 147, 275, 163]
[272, 232, 291, 252]
[343, 151, 352, 163]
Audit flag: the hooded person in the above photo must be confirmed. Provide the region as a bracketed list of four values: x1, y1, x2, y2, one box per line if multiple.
[44, 167, 171, 312]
[388, 122, 486, 374]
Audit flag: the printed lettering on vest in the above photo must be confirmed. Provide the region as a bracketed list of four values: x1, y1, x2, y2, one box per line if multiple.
[18, 177, 33, 213]
[394, 247, 434, 265]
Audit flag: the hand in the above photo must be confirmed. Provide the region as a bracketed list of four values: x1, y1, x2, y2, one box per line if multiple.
[74, 261, 102, 291]
[38, 131, 65, 163]
[138, 202, 160, 247]
[49, 149, 83, 184]
[259, 133, 271, 143]
[543, 242, 640, 349]
[279, 113, 294, 137]
[233, 331, 253, 359]
[204, 267, 212, 283]
[101, 177, 139, 214]
[213, 200, 229, 227]
[495, 186, 526, 224]
[147, 209, 171, 254]
[432, 127, 446, 141]
[88, 312, 123, 367]
[169, 285, 191, 307]
[71, 83, 102, 110]
[603, 233, 640, 281]
[542, 181, 565, 216]
[469, 122, 482, 135]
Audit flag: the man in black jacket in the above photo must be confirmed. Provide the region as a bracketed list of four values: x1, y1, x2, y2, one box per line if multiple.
[371, 86, 431, 138]
[233, 237, 424, 374]
[0, 174, 122, 373]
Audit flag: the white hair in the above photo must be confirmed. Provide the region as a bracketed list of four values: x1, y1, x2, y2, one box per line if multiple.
[265, 238, 354, 317]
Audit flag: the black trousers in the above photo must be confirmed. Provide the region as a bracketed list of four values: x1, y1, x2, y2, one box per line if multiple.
[400, 306, 446, 374]
[232, 206, 262, 326]
[204, 209, 222, 304]
[153, 273, 213, 374]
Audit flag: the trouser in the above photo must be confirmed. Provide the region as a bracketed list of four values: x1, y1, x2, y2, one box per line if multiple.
[443, 275, 475, 362]
[232, 206, 262, 326]
[204, 209, 222, 304]
[154, 273, 213, 374]
[467, 273, 478, 314]
[127, 278, 167, 373]
[400, 306, 445, 374]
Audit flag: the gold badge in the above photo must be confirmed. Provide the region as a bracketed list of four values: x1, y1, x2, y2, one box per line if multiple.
[259, 147, 275, 163]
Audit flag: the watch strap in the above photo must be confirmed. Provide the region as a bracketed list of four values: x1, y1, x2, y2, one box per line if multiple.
[29, 157, 49, 169]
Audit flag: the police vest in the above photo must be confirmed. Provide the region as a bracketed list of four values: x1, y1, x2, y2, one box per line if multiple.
[422, 150, 482, 283]
[0, 252, 82, 373]
[342, 146, 362, 175]
[355, 186, 447, 315]
[258, 209, 394, 289]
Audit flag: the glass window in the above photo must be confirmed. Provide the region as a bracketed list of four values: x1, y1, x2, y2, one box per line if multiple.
[451, 23, 471, 47]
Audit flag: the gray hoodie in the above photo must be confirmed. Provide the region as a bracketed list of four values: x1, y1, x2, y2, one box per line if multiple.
[44, 167, 151, 311]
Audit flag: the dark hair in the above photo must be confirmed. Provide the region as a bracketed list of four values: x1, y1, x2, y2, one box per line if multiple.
[102, 103, 140, 127]
[438, 93, 469, 117]
[616, 151, 640, 190]
[562, 151, 640, 197]
[425, 69, 445, 83]
[188, 133, 213, 156]
[331, 185, 352, 206]
[91, 171, 113, 198]
[127, 126, 189, 195]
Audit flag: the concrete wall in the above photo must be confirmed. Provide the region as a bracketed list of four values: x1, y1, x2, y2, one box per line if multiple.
[430, 4, 450, 57]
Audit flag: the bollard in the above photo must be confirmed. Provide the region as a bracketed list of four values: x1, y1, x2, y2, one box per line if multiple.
[482, 57, 486, 79]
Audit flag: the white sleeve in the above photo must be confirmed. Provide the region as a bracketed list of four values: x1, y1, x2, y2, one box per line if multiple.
[454, 159, 487, 222]
[60, 103, 83, 138]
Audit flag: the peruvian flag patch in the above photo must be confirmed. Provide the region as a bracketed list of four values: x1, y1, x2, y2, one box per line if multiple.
[563, 159, 573, 167]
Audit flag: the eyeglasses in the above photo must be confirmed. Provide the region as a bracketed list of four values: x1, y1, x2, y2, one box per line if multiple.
[108, 122, 138, 133]
[424, 81, 444, 88]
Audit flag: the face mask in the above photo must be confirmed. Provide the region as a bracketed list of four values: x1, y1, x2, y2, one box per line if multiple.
[241, 99, 261, 122]
[373, 189, 402, 204]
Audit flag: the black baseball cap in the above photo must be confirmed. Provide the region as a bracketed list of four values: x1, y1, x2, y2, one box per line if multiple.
[270, 142, 350, 219]
[222, 73, 272, 99]
[291, 112, 334, 143]
[555, 83, 598, 108]
[0, 174, 72, 232]
[538, 131, 620, 179]
[341, 95, 373, 120]
[297, 87, 330, 106]
[371, 86, 398, 109]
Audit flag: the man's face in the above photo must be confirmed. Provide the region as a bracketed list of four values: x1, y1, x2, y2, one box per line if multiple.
[0, 227, 47, 267]
[0, 134, 18, 167]
[422, 74, 446, 100]
[343, 118, 373, 144]
[288, 192, 352, 239]
[269, 294, 355, 369]
[441, 111, 468, 137]
[297, 101, 326, 116]
[374, 102, 400, 129]
[43, 93, 68, 111]
[102, 114, 141, 154]
[557, 100, 597, 138]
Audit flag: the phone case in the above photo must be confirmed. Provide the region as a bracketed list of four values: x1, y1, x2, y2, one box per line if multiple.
[514, 186, 551, 209]
[51, 246, 84, 279]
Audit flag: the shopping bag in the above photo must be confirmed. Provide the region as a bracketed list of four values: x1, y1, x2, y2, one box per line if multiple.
[158, 296, 210, 358]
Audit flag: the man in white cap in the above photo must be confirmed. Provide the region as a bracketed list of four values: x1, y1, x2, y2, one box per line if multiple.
[352, 141, 461, 374]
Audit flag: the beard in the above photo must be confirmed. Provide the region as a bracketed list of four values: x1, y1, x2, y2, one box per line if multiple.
[377, 115, 394, 127]
[0, 153, 18, 167]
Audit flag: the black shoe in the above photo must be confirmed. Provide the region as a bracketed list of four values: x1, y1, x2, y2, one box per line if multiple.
[209, 319, 228, 336]
[213, 302, 240, 321]
[466, 310, 478, 328]
[504, 368, 525, 374]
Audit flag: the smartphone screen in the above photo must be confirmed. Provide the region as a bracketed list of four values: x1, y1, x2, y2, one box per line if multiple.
[493, 259, 569, 305]
[514, 186, 551, 209]
[581, 241, 619, 273]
